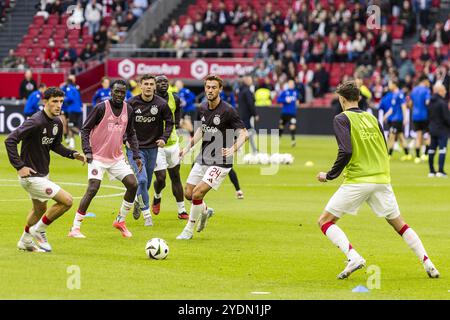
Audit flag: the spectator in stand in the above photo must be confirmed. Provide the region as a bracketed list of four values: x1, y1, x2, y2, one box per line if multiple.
[336, 32, 352, 62]
[59, 40, 78, 64]
[351, 32, 366, 63]
[85, 0, 103, 36]
[94, 24, 108, 52]
[419, 26, 430, 44]
[309, 35, 326, 63]
[420, 46, 432, 62]
[107, 18, 121, 44]
[375, 25, 392, 59]
[111, 3, 126, 25]
[167, 19, 180, 39]
[399, 0, 416, 35]
[217, 2, 230, 33]
[435, 46, 449, 64]
[217, 32, 232, 58]
[131, 0, 148, 18]
[194, 12, 204, 34]
[24, 84, 46, 118]
[68, 1, 84, 30]
[80, 43, 96, 61]
[428, 22, 449, 47]
[445, 13, 450, 34]
[200, 30, 217, 58]
[48, 0, 64, 17]
[397, 49, 415, 81]
[413, 0, 431, 29]
[312, 63, 329, 97]
[2, 49, 17, 68]
[203, 3, 217, 32]
[19, 70, 37, 99]
[44, 39, 59, 69]
[120, 11, 138, 32]
[181, 17, 194, 40]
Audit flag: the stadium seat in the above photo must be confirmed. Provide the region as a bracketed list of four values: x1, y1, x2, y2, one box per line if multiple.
[47, 15, 59, 25]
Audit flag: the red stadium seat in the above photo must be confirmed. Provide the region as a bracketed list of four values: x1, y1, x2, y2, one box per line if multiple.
[47, 14, 59, 25]
[32, 15, 45, 26]
[392, 25, 404, 41]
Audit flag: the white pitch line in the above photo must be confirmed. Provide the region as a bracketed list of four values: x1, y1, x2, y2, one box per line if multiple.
[251, 292, 271, 295]
[0, 179, 126, 202]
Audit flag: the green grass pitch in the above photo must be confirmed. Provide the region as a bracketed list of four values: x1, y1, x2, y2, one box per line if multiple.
[0, 135, 449, 299]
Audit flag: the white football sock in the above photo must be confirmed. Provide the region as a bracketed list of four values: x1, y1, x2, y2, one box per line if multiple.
[186, 200, 203, 232]
[177, 201, 186, 214]
[323, 223, 360, 260]
[72, 211, 85, 229]
[142, 209, 151, 219]
[402, 227, 429, 262]
[117, 200, 133, 222]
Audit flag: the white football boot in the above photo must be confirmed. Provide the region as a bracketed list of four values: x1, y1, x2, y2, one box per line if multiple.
[29, 225, 52, 252]
[337, 256, 366, 279]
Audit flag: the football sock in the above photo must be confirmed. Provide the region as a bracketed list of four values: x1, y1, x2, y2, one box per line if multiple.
[389, 148, 393, 156]
[142, 208, 151, 219]
[176, 201, 186, 214]
[290, 129, 296, 141]
[425, 145, 429, 155]
[154, 193, 162, 199]
[228, 169, 240, 191]
[321, 222, 359, 260]
[117, 199, 133, 222]
[403, 147, 409, 155]
[72, 210, 86, 229]
[416, 148, 420, 158]
[278, 128, 284, 137]
[24, 225, 30, 233]
[428, 149, 436, 172]
[34, 215, 52, 231]
[398, 224, 429, 263]
[186, 199, 203, 232]
[438, 148, 446, 172]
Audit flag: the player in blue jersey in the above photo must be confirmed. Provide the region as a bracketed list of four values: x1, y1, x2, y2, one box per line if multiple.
[175, 80, 197, 137]
[24, 84, 46, 118]
[61, 75, 82, 149]
[383, 80, 411, 161]
[92, 77, 111, 106]
[277, 80, 300, 147]
[409, 76, 431, 163]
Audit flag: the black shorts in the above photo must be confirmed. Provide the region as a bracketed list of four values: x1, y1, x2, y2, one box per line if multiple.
[68, 112, 82, 128]
[388, 121, 403, 134]
[280, 114, 297, 127]
[413, 121, 429, 132]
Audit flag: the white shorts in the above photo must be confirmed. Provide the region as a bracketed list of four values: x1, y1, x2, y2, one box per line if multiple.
[88, 159, 134, 181]
[186, 163, 231, 191]
[325, 184, 400, 220]
[154, 144, 180, 171]
[19, 176, 61, 203]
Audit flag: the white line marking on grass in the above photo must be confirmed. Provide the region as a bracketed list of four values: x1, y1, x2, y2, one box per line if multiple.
[245, 183, 449, 188]
[251, 292, 271, 295]
[0, 179, 125, 202]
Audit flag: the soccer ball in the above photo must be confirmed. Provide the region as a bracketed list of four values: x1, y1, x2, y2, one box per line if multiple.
[257, 153, 270, 165]
[145, 238, 169, 260]
[270, 153, 282, 164]
[282, 153, 294, 165]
